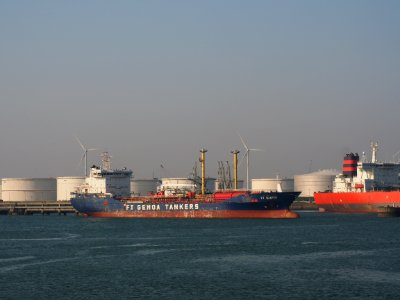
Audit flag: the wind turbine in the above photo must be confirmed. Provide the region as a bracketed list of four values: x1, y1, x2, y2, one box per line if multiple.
[75, 136, 97, 177]
[238, 133, 264, 190]
[392, 150, 400, 162]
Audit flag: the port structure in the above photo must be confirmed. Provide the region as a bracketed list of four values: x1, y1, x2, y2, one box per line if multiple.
[217, 161, 232, 190]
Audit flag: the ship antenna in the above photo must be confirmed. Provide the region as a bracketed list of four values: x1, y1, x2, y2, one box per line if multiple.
[362, 151, 367, 163]
[200, 149, 207, 195]
[101, 152, 112, 170]
[371, 142, 378, 163]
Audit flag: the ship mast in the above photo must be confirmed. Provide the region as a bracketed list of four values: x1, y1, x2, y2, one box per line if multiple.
[231, 150, 240, 190]
[200, 149, 207, 195]
[101, 152, 112, 170]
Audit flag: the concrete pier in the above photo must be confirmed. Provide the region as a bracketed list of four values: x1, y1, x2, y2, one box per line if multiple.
[0, 201, 77, 215]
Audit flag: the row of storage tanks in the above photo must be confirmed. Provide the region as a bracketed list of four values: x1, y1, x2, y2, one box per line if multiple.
[0, 169, 339, 202]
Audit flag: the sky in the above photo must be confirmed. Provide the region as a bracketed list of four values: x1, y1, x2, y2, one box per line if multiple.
[0, 0, 399, 180]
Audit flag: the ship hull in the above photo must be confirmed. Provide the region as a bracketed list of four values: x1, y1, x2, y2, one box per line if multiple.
[85, 210, 298, 218]
[314, 191, 400, 213]
[71, 192, 300, 219]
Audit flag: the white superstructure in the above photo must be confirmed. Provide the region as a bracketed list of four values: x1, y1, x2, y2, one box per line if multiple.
[82, 166, 132, 197]
[78, 152, 133, 197]
[333, 143, 400, 192]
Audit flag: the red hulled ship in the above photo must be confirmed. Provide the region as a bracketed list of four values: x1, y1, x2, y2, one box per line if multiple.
[314, 142, 400, 213]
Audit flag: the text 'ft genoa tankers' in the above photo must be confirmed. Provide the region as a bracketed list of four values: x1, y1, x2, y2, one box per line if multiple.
[314, 142, 400, 213]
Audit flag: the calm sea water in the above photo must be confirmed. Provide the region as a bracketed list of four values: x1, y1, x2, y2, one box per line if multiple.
[1, 212, 400, 300]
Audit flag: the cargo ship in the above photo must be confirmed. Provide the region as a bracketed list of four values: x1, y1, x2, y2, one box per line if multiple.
[314, 142, 400, 213]
[70, 190, 301, 218]
[71, 148, 300, 218]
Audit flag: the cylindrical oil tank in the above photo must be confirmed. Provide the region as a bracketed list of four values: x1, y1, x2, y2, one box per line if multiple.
[159, 178, 197, 196]
[205, 178, 216, 193]
[251, 178, 294, 192]
[131, 179, 159, 196]
[160, 178, 195, 187]
[56, 176, 86, 201]
[1, 178, 57, 202]
[294, 170, 339, 197]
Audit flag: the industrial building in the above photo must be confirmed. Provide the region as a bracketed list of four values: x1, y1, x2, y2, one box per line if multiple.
[294, 169, 339, 198]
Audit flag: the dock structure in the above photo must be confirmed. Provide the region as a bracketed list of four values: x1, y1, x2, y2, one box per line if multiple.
[290, 200, 318, 210]
[0, 201, 77, 215]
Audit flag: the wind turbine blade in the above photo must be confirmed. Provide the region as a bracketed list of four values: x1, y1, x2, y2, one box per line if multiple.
[87, 148, 97, 151]
[74, 135, 86, 151]
[249, 148, 264, 152]
[237, 132, 248, 150]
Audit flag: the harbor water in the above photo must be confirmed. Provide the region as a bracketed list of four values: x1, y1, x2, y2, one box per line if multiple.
[1, 212, 400, 299]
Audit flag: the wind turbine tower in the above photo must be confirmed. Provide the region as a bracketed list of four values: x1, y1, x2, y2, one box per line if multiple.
[238, 134, 264, 190]
[75, 136, 97, 177]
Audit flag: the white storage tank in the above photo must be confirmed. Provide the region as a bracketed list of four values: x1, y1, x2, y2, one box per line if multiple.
[1, 178, 57, 202]
[131, 179, 159, 196]
[205, 178, 216, 193]
[214, 179, 244, 191]
[251, 178, 294, 192]
[57, 176, 86, 201]
[159, 178, 197, 196]
[294, 169, 339, 197]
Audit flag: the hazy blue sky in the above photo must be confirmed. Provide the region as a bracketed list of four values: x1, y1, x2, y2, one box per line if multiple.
[1, 0, 399, 179]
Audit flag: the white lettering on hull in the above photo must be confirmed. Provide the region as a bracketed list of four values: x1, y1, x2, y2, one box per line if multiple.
[125, 203, 200, 211]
